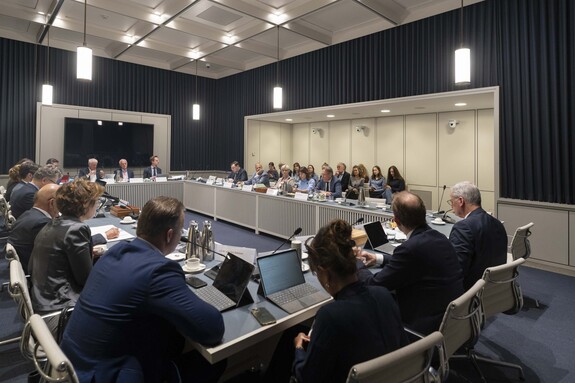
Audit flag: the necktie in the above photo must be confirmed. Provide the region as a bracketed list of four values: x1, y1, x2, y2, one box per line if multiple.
[326, 181, 329, 191]
[153, 168, 156, 177]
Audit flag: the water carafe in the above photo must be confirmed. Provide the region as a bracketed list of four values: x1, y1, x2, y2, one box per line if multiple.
[358, 186, 366, 206]
[200, 221, 215, 262]
[186, 220, 199, 259]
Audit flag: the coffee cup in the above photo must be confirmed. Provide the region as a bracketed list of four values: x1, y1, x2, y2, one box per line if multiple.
[184, 257, 200, 270]
[432, 217, 443, 224]
[121, 216, 134, 224]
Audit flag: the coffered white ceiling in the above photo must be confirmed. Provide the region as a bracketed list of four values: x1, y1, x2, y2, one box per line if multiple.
[0, 0, 482, 79]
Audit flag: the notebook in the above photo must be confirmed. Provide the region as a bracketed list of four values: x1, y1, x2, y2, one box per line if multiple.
[192, 253, 254, 312]
[257, 249, 330, 314]
[362, 221, 398, 255]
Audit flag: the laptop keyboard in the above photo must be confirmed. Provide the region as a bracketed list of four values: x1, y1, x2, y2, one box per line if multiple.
[193, 286, 235, 312]
[268, 283, 319, 305]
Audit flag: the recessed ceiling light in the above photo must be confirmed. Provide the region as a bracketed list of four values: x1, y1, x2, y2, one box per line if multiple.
[326, 114, 335, 118]
[455, 102, 467, 107]
[285, 118, 293, 122]
[381, 109, 391, 113]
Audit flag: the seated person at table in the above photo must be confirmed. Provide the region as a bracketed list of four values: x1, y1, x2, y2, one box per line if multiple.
[113, 158, 135, 181]
[8, 184, 60, 271]
[315, 166, 342, 198]
[243, 162, 270, 187]
[227, 160, 248, 183]
[11, 164, 62, 219]
[29, 179, 106, 313]
[449, 181, 507, 290]
[274, 165, 296, 192]
[267, 161, 279, 181]
[60, 197, 225, 383]
[78, 158, 105, 182]
[357, 191, 464, 334]
[369, 165, 386, 198]
[143, 155, 162, 179]
[383, 165, 406, 202]
[334, 162, 351, 192]
[307, 164, 319, 182]
[345, 165, 367, 199]
[6, 159, 36, 201]
[294, 167, 315, 193]
[287, 220, 408, 382]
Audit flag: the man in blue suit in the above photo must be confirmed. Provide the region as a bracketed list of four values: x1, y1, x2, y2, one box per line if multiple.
[315, 165, 342, 198]
[357, 191, 464, 334]
[448, 181, 508, 290]
[243, 162, 270, 187]
[60, 197, 225, 382]
[10, 164, 61, 219]
[142, 155, 162, 179]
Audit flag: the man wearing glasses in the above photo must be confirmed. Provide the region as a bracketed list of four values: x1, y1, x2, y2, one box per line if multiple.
[10, 164, 62, 219]
[448, 181, 507, 290]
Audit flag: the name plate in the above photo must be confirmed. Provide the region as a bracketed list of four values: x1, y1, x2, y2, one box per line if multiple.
[156, 177, 168, 182]
[206, 179, 214, 185]
[294, 192, 309, 201]
[242, 184, 253, 192]
[130, 178, 144, 183]
[223, 182, 234, 189]
[208, 175, 217, 182]
[215, 177, 224, 184]
[105, 179, 116, 184]
[266, 188, 279, 196]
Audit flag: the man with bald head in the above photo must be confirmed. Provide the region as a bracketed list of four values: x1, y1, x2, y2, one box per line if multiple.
[356, 191, 464, 334]
[8, 184, 60, 271]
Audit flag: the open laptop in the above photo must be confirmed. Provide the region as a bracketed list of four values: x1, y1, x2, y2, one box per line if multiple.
[362, 221, 398, 255]
[192, 253, 254, 312]
[257, 249, 330, 314]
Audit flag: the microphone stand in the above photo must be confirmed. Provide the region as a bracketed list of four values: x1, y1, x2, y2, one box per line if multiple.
[434, 185, 447, 215]
[442, 209, 456, 224]
[270, 227, 303, 254]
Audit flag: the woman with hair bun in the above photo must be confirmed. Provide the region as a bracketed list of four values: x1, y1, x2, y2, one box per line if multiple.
[290, 219, 408, 383]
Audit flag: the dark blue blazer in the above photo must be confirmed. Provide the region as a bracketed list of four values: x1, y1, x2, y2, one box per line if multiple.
[142, 166, 162, 179]
[60, 238, 224, 383]
[9, 182, 38, 219]
[8, 207, 51, 271]
[113, 168, 135, 179]
[315, 177, 343, 198]
[228, 168, 248, 183]
[293, 282, 408, 383]
[357, 225, 464, 334]
[449, 208, 508, 290]
[78, 167, 105, 180]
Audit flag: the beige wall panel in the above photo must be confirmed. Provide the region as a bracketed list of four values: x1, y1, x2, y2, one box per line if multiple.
[329, 120, 351, 168]
[112, 113, 141, 123]
[245, 120, 260, 171]
[477, 109, 495, 191]
[142, 115, 170, 172]
[351, 119, 375, 168]
[37, 106, 78, 165]
[438, 110, 475, 187]
[480, 190, 495, 215]
[309, 122, 329, 171]
[498, 204, 569, 265]
[259, 122, 281, 166]
[405, 114, 437, 187]
[292, 123, 310, 167]
[279, 123, 292, 166]
[78, 110, 112, 120]
[570, 212, 575, 267]
[376, 116, 404, 172]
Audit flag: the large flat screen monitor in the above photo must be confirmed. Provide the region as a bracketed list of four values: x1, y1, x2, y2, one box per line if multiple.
[64, 118, 154, 168]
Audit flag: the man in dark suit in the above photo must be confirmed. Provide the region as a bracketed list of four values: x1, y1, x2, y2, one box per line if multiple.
[8, 184, 60, 271]
[243, 162, 270, 186]
[227, 160, 248, 183]
[10, 164, 62, 219]
[335, 162, 351, 192]
[113, 158, 135, 181]
[315, 165, 343, 198]
[449, 181, 508, 290]
[60, 197, 225, 382]
[142, 155, 162, 179]
[78, 158, 105, 182]
[357, 191, 464, 334]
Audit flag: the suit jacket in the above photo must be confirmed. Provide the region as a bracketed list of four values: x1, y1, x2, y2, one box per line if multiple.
[339, 171, 351, 192]
[60, 238, 225, 383]
[315, 177, 343, 198]
[9, 182, 38, 219]
[357, 225, 464, 334]
[293, 282, 408, 383]
[245, 171, 270, 186]
[143, 166, 162, 178]
[8, 208, 51, 271]
[449, 208, 508, 290]
[228, 168, 248, 183]
[113, 168, 135, 180]
[29, 216, 94, 312]
[78, 167, 105, 180]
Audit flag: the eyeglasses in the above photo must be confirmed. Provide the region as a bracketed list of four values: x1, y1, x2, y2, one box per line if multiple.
[447, 197, 460, 206]
[46, 178, 58, 185]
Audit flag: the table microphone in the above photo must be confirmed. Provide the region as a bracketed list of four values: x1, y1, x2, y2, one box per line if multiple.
[102, 192, 120, 203]
[270, 227, 303, 254]
[351, 217, 364, 227]
[435, 185, 447, 215]
[442, 209, 456, 224]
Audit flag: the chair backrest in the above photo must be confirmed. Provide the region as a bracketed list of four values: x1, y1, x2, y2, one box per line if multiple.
[481, 258, 525, 321]
[6, 242, 20, 262]
[438, 279, 485, 359]
[346, 331, 446, 383]
[509, 222, 534, 261]
[25, 314, 79, 383]
[9, 258, 34, 321]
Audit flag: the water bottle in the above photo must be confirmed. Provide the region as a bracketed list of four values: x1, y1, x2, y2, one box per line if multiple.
[200, 221, 215, 262]
[186, 220, 199, 259]
[358, 186, 366, 206]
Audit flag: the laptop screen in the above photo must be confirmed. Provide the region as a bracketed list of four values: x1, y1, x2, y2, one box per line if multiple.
[258, 249, 305, 295]
[213, 253, 254, 303]
[363, 221, 389, 248]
